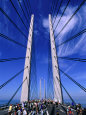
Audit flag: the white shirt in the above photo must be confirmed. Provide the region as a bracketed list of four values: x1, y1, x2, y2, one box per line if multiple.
[23, 110, 27, 115]
[17, 110, 21, 115]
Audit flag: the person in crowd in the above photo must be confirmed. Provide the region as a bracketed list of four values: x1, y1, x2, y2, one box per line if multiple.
[22, 102, 24, 108]
[17, 107, 22, 115]
[8, 104, 13, 115]
[67, 106, 74, 115]
[79, 108, 83, 115]
[14, 104, 18, 115]
[7, 100, 86, 115]
[76, 105, 80, 115]
[22, 108, 27, 115]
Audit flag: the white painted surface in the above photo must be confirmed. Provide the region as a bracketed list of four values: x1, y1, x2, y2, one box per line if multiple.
[21, 15, 34, 102]
[49, 14, 62, 103]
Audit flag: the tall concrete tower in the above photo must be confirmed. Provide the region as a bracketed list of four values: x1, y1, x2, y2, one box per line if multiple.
[21, 15, 34, 102]
[49, 14, 63, 103]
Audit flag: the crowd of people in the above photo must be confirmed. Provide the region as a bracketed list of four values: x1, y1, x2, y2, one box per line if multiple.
[8, 100, 86, 115]
[66, 103, 86, 115]
[8, 100, 49, 115]
[75, 104, 86, 115]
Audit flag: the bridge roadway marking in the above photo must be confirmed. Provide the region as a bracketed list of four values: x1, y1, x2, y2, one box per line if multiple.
[59, 109, 65, 113]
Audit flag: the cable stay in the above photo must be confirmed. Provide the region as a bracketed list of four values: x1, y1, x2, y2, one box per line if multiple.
[53, 0, 64, 25]
[52, 0, 60, 18]
[51, 0, 57, 18]
[0, 8, 28, 40]
[54, 0, 70, 32]
[27, 0, 32, 14]
[0, 67, 28, 90]
[50, 0, 54, 14]
[56, 28, 86, 47]
[17, 0, 29, 23]
[58, 57, 86, 62]
[9, 0, 28, 31]
[7, 77, 27, 105]
[56, 77, 76, 105]
[26, 0, 32, 15]
[0, 33, 27, 49]
[0, 57, 28, 62]
[22, 0, 30, 19]
[59, 69, 86, 92]
[55, 0, 86, 39]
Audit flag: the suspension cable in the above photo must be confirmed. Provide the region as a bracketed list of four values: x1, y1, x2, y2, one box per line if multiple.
[55, 0, 86, 39]
[22, 0, 30, 19]
[56, 28, 86, 47]
[27, 0, 32, 14]
[26, 0, 31, 15]
[53, 0, 64, 25]
[0, 33, 27, 48]
[17, 0, 29, 23]
[52, 0, 60, 19]
[58, 57, 86, 62]
[51, 0, 57, 19]
[0, 66, 28, 89]
[56, 77, 76, 104]
[0, 57, 28, 62]
[54, 0, 71, 32]
[50, 0, 54, 14]
[9, 0, 28, 31]
[59, 69, 86, 92]
[7, 77, 27, 105]
[51, 0, 57, 16]
[0, 8, 28, 40]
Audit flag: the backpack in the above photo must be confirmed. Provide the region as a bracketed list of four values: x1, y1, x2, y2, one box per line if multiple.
[69, 109, 72, 115]
[69, 110, 72, 114]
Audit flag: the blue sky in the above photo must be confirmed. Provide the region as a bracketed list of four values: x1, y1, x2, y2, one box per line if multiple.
[0, 0, 86, 104]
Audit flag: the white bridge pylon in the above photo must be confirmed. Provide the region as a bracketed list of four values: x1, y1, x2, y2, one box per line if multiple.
[21, 14, 62, 103]
[21, 15, 34, 102]
[49, 14, 63, 103]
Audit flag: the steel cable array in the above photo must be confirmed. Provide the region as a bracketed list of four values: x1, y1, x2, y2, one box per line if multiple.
[55, 0, 86, 39]
[0, 0, 33, 104]
[0, 8, 28, 40]
[9, 0, 28, 31]
[58, 57, 86, 62]
[0, 67, 28, 90]
[56, 77, 76, 105]
[59, 69, 86, 92]
[7, 77, 27, 105]
[53, 0, 71, 32]
[17, 0, 29, 23]
[50, 0, 86, 103]
[0, 33, 27, 48]
[56, 28, 86, 47]
[0, 57, 28, 62]
[53, 0, 64, 25]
